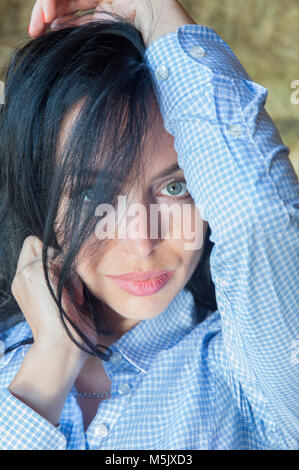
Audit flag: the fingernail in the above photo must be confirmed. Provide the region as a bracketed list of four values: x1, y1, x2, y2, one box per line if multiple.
[28, 22, 39, 37]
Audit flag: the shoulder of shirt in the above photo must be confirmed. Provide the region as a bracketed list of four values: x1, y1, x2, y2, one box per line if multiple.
[186, 308, 222, 345]
[145, 23, 252, 82]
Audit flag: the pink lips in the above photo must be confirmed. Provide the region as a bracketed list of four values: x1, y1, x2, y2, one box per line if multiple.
[107, 270, 174, 296]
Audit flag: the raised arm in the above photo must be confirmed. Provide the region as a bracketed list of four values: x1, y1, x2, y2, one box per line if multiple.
[144, 24, 299, 448]
[28, 0, 196, 45]
[27, 0, 299, 448]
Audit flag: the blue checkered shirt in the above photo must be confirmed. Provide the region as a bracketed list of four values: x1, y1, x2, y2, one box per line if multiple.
[0, 24, 298, 450]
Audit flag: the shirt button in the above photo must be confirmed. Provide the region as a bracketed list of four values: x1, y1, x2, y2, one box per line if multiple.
[94, 423, 109, 437]
[190, 45, 206, 59]
[227, 123, 243, 137]
[109, 350, 122, 366]
[155, 64, 170, 81]
[118, 383, 131, 395]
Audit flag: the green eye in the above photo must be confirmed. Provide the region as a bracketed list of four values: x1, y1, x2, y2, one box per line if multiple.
[160, 181, 189, 198]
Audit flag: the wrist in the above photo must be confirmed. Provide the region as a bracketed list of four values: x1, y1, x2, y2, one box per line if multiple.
[135, 0, 196, 46]
[9, 343, 86, 394]
[31, 337, 88, 358]
[8, 343, 87, 426]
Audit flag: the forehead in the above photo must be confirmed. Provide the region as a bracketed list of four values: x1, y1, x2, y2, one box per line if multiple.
[140, 111, 179, 180]
[57, 98, 179, 182]
[56, 99, 85, 162]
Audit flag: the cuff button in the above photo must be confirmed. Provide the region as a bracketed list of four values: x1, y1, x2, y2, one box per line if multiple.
[190, 46, 206, 59]
[155, 65, 170, 81]
[227, 123, 243, 137]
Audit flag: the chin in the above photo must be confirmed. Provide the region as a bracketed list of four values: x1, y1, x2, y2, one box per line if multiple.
[123, 298, 172, 319]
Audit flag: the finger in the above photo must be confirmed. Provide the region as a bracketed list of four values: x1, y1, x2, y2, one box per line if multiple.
[93, 5, 120, 22]
[15, 237, 59, 287]
[29, 0, 102, 37]
[49, 13, 98, 32]
[15, 236, 42, 275]
[28, 0, 48, 37]
[55, 0, 101, 17]
[98, 0, 136, 21]
[41, 0, 57, 23]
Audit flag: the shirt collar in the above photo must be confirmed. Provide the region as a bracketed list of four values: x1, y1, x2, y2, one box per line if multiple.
[1, 288, 198, 375]
[111, 287, 197, 374]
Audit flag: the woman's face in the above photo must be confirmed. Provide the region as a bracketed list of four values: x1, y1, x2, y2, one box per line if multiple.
[57, 107, 207, 338]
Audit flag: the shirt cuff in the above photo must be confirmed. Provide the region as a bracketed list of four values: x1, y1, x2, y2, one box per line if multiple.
[144, 24, 251, 129]
[0, 389, 67, 450]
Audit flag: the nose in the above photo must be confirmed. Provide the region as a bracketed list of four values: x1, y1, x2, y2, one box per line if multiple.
[117, 197, 162, 259]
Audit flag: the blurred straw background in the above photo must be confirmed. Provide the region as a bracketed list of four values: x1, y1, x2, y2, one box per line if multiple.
[0, 0, 298, 174]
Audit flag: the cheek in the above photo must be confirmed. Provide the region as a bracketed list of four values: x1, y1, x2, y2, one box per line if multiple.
[75, 235, 115, 283]
[75, 244, 101, 278]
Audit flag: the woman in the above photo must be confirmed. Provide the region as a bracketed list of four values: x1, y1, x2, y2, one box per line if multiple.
[0, 0, 298, 450]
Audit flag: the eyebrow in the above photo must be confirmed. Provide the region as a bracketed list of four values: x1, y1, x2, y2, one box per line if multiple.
[81, 163, 183, 181]
[151, 163, 182, 181]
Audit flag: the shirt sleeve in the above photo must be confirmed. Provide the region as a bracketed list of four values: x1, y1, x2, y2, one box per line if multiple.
[144, 24, 299, 448]
[0, 389, 66, 450]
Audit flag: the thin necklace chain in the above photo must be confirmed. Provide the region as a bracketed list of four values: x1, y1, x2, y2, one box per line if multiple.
[74, 345, 115, 399]
[74, 390, 110, 399]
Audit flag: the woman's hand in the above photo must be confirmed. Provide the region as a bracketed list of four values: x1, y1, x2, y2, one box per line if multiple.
[9, 235, 97, 427]
[11, 235, 95, 355]
[28, 0, 137, 37]
[28, 0, 196, 46]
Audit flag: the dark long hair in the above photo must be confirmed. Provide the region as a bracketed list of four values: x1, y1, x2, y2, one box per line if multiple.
[0, 15, 217, 360]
